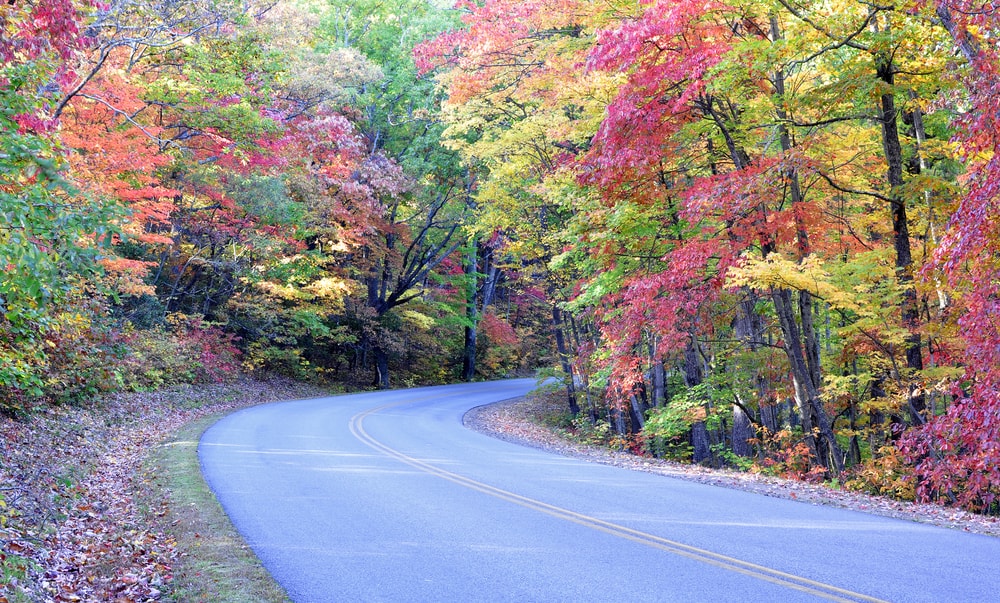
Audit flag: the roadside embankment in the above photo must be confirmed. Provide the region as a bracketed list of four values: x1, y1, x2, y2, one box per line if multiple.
[0, 378, 329, 602]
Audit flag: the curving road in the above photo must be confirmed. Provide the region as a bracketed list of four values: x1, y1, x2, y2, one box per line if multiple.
[200, 380, 1000, 602]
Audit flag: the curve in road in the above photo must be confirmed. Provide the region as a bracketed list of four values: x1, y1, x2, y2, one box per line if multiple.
[200, 379, 1000, 602]
[349, 398, 882, 603]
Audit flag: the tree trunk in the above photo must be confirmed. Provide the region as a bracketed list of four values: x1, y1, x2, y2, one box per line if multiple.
[760, 403, 779, 434]
[934, 4, 981, 64]
[552, 306, 580, 415]
[772, 287, 845, 474]
[374, 347, 390, 389]
[683, 337, 703, 388]
[629, 395, 646, 432]
[731, 289, 765, 457]
[875, 39, 925, 419]
[848, 396, 863, 466]
[480, 245, 500, 309]
[691, 421, 713, 465]
[681, 337, 713, 464]
[462, 242, 479, 382]
[610, 404, 627, 440]
[651, 358, 665, 407]
[731, 403, 753, 458]
[462, 322, 477, 382]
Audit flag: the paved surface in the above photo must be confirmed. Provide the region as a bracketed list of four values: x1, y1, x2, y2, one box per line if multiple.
[200, 380, 1000, 602]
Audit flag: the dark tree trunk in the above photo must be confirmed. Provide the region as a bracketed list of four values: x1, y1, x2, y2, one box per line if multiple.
[875, 40, 925, 420]
[681, 338, 713, 464]
[552, 306, 580, 415]
[799, 291, 822, 390]
[731, 289, 765, 457]
[848, 397, 863, 466]
[650, 341, 665, 407]
[731, 404, 753, 458]
[760, 403, 779, 435]
[691, 422, 713, 465]
[462, 242, 479, 382]
[682, 337, 703, 388]
[629, 395, 646, 432]
[772, 287, 845, 474]
[374, 347, 390, 390]
[610, 404, 627, 439]
[462, 323, 477, 382]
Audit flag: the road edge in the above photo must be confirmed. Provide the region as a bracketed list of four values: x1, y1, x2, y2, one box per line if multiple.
[142, 413, 290, 603]
[463, 392, 1000, 538]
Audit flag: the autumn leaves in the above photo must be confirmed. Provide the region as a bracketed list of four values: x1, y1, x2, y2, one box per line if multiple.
[419, 0, 1000, 511]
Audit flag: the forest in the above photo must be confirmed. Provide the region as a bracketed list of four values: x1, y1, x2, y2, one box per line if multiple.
[2, 0, 1000, 514]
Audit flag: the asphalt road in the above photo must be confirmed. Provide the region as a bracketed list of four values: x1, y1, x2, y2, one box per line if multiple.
[199, 379, 1000, 602]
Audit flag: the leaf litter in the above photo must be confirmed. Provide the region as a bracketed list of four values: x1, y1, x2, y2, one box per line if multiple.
[4, 381, 995, 602]
[0, 378, 329, 602]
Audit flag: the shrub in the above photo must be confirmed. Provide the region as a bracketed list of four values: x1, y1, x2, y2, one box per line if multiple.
[751, 428, 826, 483]
[1, 294, 124, 410]
[845, 444, 916, 501]
[118, 314, 241, 390]
[244, 343, 316, 381]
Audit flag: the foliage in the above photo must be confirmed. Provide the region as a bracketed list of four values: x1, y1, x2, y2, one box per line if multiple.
[415, 0, 1000, 513]
[119, 315, 242, 390]
[845, 445, 917, 502]
[0, 0, 122, 409]
[752, 428, 827, 483]
[4, 0, 1000, 523]
[897, 0, 1000, 512]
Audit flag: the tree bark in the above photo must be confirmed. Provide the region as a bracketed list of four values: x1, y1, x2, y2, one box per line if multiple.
[651, 357, 665, 408]
[462, 322, 478, 381]
[629, 395, 646, 432]
[875, 36, 925, 418]
[731, 404, 754, 458]
[462, 241, 479, 382]
[374, 347, 390, 389]
[772, 287, 845, 474]
[552, 306, 580, 415]
[691, 422, 713, 465]
[681, 337, 714, 464]
[934, 4, 981, 64]
[760, 403, 779, 434]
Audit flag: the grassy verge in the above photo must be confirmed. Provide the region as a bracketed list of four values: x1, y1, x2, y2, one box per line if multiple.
[142, 414, 289, 603]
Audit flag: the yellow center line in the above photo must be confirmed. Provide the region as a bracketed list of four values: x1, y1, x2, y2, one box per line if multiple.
[350, 399, 889, 603]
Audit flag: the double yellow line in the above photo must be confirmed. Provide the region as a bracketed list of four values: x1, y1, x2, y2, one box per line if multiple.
[350, 399, 888, 603]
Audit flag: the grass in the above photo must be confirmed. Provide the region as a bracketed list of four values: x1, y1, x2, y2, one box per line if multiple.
[142, 414, 290, 603]
[0, 551, 35, 603]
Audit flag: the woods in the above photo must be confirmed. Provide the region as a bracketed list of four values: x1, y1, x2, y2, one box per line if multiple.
[415, 0, 1000, 512]
[1, 0, 544, 407]
[2, 0, 1000, 517]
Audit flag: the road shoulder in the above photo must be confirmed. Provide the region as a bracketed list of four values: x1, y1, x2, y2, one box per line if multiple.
[464, 393, 1000, 538]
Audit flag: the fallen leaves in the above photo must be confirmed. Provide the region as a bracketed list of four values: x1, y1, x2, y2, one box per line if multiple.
[1, 377, 329, 601]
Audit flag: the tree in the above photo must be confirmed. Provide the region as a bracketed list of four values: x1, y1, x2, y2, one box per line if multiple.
[901, 0, 1000, 511]
[0, 0, 121, 406]
[418, 0, 609, 410]
[294, 0, 473, 387]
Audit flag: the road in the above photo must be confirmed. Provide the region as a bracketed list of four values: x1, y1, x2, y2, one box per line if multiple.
[199, 379, 1000, 602]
